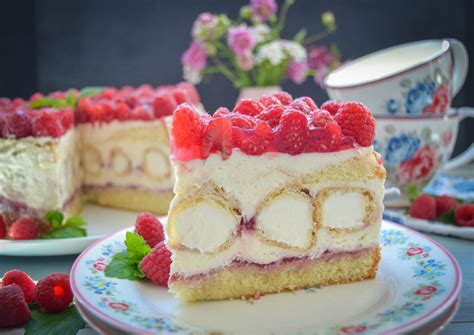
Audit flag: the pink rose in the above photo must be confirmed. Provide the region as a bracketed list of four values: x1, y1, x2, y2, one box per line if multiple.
[396, 146, 437, 184]
[250, 0, 278, 22]
[406, 246, 424, 256]
[416, 285, 437, 295]
[192, 12, 219, 41]
[423, 84, 450, 114]
[340, 325, 367, 334]
[181, 41, 208, 71]
[228, 26, 256, 54]
[237, 52, 255, 70]
[108, 302, 129, 311]
[308, 46, 334, 70]
[286, 60, 308, 84]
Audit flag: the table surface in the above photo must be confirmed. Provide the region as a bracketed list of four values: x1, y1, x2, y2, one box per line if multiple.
[0, 231, 472, 335]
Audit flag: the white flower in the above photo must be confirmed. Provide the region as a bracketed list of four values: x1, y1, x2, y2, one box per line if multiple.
[183, 66, 202, 84]
[280, 40, 307, 62]
[255, 39, 307, 66]
[251, 24, 271, 43]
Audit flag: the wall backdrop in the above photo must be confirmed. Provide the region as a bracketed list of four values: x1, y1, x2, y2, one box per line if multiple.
[1, 0, 473, 154]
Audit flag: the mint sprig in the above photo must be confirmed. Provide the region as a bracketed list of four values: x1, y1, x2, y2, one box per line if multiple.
[29, 87, 104, 110]
[104, 232, 151, 280]
[41, 210, 87, 239]
[438, 208, 457, 225]
[25, 305, 86, 335]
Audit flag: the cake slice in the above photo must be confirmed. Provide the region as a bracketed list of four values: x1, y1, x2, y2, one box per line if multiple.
[166, 94, 385, 302]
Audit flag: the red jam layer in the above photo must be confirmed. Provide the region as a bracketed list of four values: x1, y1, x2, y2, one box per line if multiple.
[170, 93, 376, 161]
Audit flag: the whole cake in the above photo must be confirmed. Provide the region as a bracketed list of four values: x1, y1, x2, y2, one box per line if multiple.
[166, 93, 385, 302]
[0, 83, 201, 233]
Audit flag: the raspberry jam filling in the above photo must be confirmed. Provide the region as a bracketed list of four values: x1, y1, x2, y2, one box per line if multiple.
[170, 92, 376, 161]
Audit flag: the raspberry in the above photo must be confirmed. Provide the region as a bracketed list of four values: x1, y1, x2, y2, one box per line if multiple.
[153, 94, 177, 118]
[59, 108, 74, 130]
[135, 213, 165, 248]
[409, 195, 436, 220]
[226, 113, 256, 129]
[309, 109, 335, 127]
[31, 109, 65, 137]
[233, 121, 273, 155]
[201, 117, 233, 159]
[288, 99, 312, 114]
[30, 92, 45, 101]
[35, 273, 73, 313]
[454, 204, 474, 227]
[2, 269, 36, 303]
[97, 88, 116, 99]
[0, 285, 31, 328]
[334, 102, 375, 147]
[233, 99, 264, 116]
[9, 218, 38, 240]
[176, 82, 200, 105]
[171, 104, 203, 148]
[131, 105, 154, 121]
[140, 241, 172, 287]
[213, 107, 230, 118]
[0, 216, 6, 239]
[257, 104, 285, 128]
[320, 100, 343, 115]
[435, 195, 459, 217]
[259, 95, 281, 107]
[272, 92, 293, 105]
[115, 101, 131, 120]
[296, 97, 318, 111]
[172, 89, 189, 105]
[3, 109, 33, 138]
[305, 122, 342, 152]
[274, 109, 309, 155]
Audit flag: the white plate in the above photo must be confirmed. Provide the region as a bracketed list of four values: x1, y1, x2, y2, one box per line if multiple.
[0, 205, 141, 256]
[71, 220, 461, 335]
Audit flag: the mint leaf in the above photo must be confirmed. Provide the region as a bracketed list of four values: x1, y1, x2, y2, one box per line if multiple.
[438, 209, 457, 225]
[407, 185, 421, 202]
[25, 305, 86, 335]
[125, 231, 151, 262]
[42, 211, 88, 239]
[44, 210, 64, 230]
[64, 215, 86, 227]
[77, 86, 104, 101]
[29, 98, 63, 109]
[104, 251, 145, 280]
[41, 226, 87, 239]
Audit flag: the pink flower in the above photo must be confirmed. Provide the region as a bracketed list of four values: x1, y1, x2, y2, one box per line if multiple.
[406, 246, 424, 256]
[416, 285, 437, 295]
[308, 46, 334, 70]
[192, 12, 219, 41]
[286, 60, 308, 84]
[181, 41, 207, 71]
[250, 0, 278, 22]
[340, 325, 367, 334]
[396, 146, 438, 183]
[314, 65, 329, 87]
[237, 52, 255, 70]
[228, 26, 256, 54]
[108, 302, 129, 311]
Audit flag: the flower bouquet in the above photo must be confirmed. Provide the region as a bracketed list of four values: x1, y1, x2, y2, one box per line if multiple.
[181, 0, 341, 90]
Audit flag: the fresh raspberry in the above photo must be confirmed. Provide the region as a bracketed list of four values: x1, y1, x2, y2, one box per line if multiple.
[171, 104, 203, 148]
[152, 94, 177, 118]
[3, 109, 33, 138]
[454, 204, 474, 227]
[259, 95, 281, 107]
[409, 195, 436, 220]
[176, 82, 200, 104]
[435, 195, 459, 217]
[9, 218, 38, 240]
[309, 109, 335, 127]
[213, 107, 230, 118]
[201, 117, 233, 159]
[288, 99, 312, 114]
[257, 104, 285, 128]
[0, 285, 31, 328]
[135, 213, 165, 248]
[172, 89, 190, 105]
[131, 105, 154, 121]
[334, 102, 375, 147]
[296, 97, 318, 111]
[0, 216, 6, 239]
[137, 84, 154, 97]
[35, 273, 73, 313]
[274, 109, 309, 155]
[97, 88, 116, 99]
[233, 121, 273, 155]
[305, 122, 342, 152]
[140, 241, 172, 287]
[115, 101, 131, 120]
[30, 92, 45, 101]
[320, 100, 343, 115]
[31, 109, 65, 137]
[2, 269, 36, 304]
[59, 108, 74, 130]
[233, 99, 264, 117]
[12, 98, 25, 107]
[226, 113, 256, 129]
[272, 92, 293, 105]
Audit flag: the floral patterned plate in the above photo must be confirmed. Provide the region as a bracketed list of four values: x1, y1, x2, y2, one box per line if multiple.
[71, 221, 461, 335]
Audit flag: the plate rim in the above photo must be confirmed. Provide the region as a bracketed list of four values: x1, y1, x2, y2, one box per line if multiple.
[70, 221, 462, 335]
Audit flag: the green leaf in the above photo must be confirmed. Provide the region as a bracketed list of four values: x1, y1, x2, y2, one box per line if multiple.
[44, 210, 64, 229]
[65, 90, 76, 107]
[29, 98, 63, 109]
[104, 251, 145, 280]
[77, 86, 104, 100]
[125, 232, 151, 262]
[25, 305, 86, 335]
[41, 226, 87, 239]
[293, 28, 307, 43]
[438, 209, 457, 225]
[64, 215, 87, 227]
[407, 185, 421, 202]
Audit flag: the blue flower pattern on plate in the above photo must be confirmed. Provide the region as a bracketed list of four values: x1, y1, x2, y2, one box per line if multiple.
[384, 134, 420, 166]
[405, 81, 436, 114]
[386, 99, 400, 114]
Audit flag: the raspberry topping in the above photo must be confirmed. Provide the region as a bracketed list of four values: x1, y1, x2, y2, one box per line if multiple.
[140, 241, 172, 287]
[0, 285, 31, 328]
[305, 122, 342, 152]
[234, 121, 273, 155]
[455, 204, 474, 227]
[334, 102, 376, 146]
[320, 100, 343, 115]
[233, 99, 264, 116]
[201, 117, 233, 159]
[35, 273, 73, 313]
[3, 109, 33, 138]
[257, 104, 284, 128]
[274, 109, 310, 155]
[272, 92, 293, 105]
[409, 195, 436, 220]
[0, 216, 6, 239]
[2, 269, 36, 304]
[171, 104, 204, 160]
[9, 218, 38, 240]
[135, 213, 165, 248]
[435, 195, 459, 217]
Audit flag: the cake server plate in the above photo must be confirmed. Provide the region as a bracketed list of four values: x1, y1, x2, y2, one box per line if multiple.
[70, 220, 461, 335]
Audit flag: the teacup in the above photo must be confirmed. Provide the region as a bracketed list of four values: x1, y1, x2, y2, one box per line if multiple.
[324, 39, 468, 116]
[375, 108, 474, 207]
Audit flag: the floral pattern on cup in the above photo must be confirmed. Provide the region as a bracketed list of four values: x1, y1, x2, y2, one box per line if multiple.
[396, 146, 438, 184]
[384, 134, 421, 166]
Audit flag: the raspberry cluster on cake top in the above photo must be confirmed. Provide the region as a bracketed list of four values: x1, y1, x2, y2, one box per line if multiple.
[170, 92, 376, 161]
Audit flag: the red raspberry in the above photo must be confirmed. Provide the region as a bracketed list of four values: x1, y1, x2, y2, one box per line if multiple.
[172, 89, 190, 105]
[176, 82, 200, 105]
[31, 109, 65, 137]
[435, 195, 459, 217]
[12, 98, 25, 107]
[9, 218, 38, 240]
[140, 241, 172, 287]
[30, 92, 45, 101]
[305, 122, 342, 152]
[259, 95, 282, 107]
[213, 107, 230, 118]
[288, 99, 312, 114]
[201, 117, 233, 159]
[59, 108, 74, 130]
[171, 104, 203, 149]
[35, 273, 73, 313]
[3, 109, 33, 138]
[131, 105, 154, 121]
[0, 285, 31, 328]
[309, 109, 335, 127]
[409, 195, 436, 220]
[320, 100, 343, 115]
[257, 104, 285, 128]
[233, 99, 264, 116]
[98, 88, 116, 99]
[272, 92, 293, 105]
[153, 94, 177, 118]
[2, 269, 36, 303]
[226, 113, 256, 129]
[274, 109, 309, 155]
[0, 216, 6, 239]
[296, 97, 318, 111]
[334, 102, 375, 147]
[115, 101, 131, 120]
[137, 84, 154, 96]
[135, 213, 165, 248]
[454, 204, 474, 227]
[234, 121, 273, 155]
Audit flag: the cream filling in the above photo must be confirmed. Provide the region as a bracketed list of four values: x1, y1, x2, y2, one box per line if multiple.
[322, 191, 367, 229]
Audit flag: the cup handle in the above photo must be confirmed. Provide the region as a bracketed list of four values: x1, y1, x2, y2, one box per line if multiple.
[443, 107, 474, 172]
[448, 39, 469, 97]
